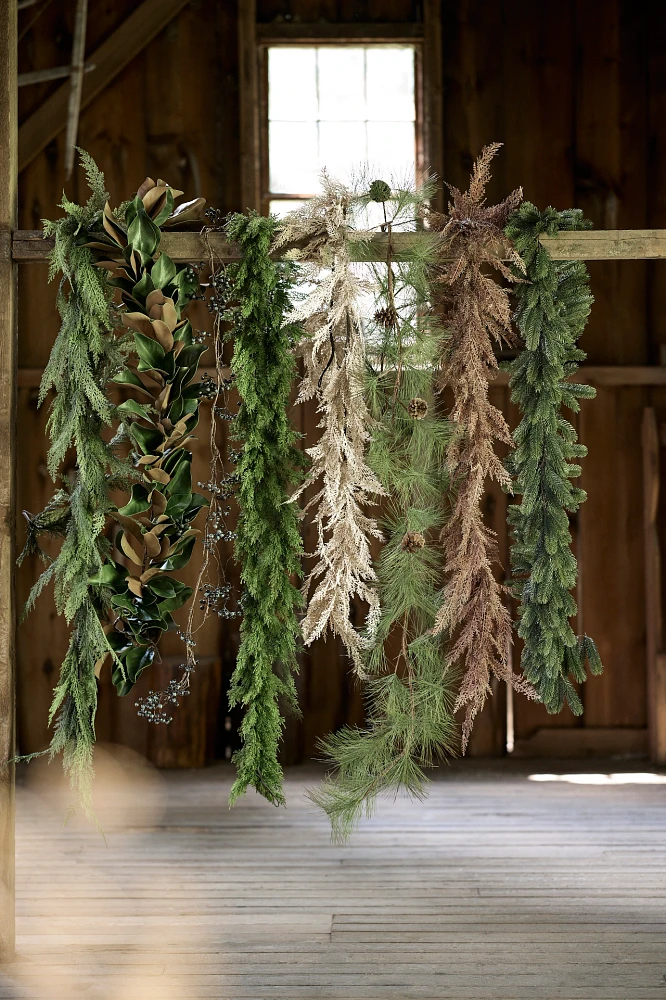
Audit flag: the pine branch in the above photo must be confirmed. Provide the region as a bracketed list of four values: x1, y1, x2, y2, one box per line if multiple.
[311, 180, 457, 840]
[505, 201, 603, 713]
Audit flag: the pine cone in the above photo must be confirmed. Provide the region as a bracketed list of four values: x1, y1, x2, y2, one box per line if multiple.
[401, 531, 426, 553]
[374, 305, 398, 330]
[408, 397, 428, 420]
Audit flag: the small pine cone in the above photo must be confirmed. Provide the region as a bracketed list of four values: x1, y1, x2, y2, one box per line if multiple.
[374, 305, 398, 330]
[401, 531, 426, 553]
[408, 397, 428, 420]
[369, 179, 392, 203]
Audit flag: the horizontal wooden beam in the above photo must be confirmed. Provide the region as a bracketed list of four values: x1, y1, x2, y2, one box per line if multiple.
[494, 367, 666, 387]
[18, 0, 191, 172]
[542, 229, 666, 260]
[14, 229, 666, 263]
[255, 22, 423, 44]
[16, 365, 666, 389]
[15, 228, 666, 264]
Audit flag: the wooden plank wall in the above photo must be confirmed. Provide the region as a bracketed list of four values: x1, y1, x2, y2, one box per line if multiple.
[15, 0, 663, 767]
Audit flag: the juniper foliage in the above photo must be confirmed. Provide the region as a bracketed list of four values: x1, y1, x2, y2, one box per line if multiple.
[225, 212, 305, 807]
[310, 182, 457, 840]
[505, 202, 603, 714]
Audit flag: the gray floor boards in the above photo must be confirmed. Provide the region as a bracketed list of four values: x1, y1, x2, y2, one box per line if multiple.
[1, 756, 665, 999]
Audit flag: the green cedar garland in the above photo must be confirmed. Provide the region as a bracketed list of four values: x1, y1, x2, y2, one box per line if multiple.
[19, 154, 132, 809]
[505, 202, 603, 714]
[225, 212, 305, 807]
[310, 182, 457, 840]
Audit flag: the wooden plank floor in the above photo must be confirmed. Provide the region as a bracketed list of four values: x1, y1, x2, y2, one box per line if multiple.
[1, 755, 666, 999]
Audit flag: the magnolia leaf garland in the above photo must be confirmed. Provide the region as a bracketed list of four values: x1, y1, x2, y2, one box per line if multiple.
[311, 181, 457, 840]
[225, 212, 305, 807]
[21, 157, 211, 806]
[430, 143, 535, 749]
[505, 202, 603, 713]
[274, 172, 385, 673]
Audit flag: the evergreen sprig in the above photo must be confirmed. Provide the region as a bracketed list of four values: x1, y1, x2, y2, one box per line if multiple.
[225, 212, 305, 807]
[310, 182, 457, 840]
[505, 202, 603, 714]
[20, 154, 131, 809]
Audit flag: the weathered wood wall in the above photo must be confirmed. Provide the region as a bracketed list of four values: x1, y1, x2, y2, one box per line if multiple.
[15, 0, 662, 766]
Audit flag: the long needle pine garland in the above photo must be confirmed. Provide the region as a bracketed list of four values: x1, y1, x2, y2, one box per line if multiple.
[225, 211, 305, 807]
[311, 181, 457, 840]
[505, 202, 603, 713]
[430, 144, 534, 748]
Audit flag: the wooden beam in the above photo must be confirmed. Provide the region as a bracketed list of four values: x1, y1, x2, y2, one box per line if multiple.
[496, 367, 666, 387]
[422, 2, 444, 213]
[0, 0, 18, 962]
[18, 0, 191, 172]
[63, 0, 89, 179]
[255, 22, 423, 44]
[16, 228, 666, 263]
[541, 229, 666, 260]
[642, 408, 666, 764]
[238, 0, 261, 212]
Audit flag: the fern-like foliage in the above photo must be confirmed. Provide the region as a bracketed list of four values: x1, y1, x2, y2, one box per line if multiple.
[22, 156, 131, 811]
[505, 202, 603, 713]
[225, 212, 305, 807]
[310, 181, 457, 841]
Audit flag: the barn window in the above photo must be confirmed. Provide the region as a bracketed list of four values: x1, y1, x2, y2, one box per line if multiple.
[264, 46, 419, 217]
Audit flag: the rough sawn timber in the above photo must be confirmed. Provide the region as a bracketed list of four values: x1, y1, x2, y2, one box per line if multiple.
[13, 228, 666, 262]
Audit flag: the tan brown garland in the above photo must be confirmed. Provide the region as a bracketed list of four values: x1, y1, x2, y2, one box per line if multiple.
[431, 144, 535, 748]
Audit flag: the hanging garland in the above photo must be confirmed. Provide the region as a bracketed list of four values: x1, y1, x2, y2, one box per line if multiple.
[20, 155, 222, 807]
[505, 202, 603, 713]
[225, 211, 305, 807]
[429, 144, 535, 749]
[311, 180, 457, 840]
[274, 172, 385, 673]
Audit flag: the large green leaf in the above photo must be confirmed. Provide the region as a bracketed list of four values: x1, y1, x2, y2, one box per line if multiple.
[127, 199, 161, 261]
[117, 398, 155, 424]
[118, 483, 150, 516]
[166, 458, 192, 496]
[130, 422, 163, 456]
[157, 586, 193, 616]
[133, 331, 165, 371]
[151, 252, 177, 290]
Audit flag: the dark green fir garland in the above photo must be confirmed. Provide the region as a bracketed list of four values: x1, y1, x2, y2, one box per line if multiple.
[225, 212, 305, 807]
[505, 202, 603, 715]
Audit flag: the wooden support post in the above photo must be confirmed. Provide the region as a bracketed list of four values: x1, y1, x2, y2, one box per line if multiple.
[0, 0, 18, 961]
[642, 408, 666, 763]
[238, 0, 261, 212]
[422, 0, 444, 213]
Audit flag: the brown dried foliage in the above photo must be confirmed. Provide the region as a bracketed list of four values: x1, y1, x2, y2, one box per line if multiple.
[431, 143, 534, 748]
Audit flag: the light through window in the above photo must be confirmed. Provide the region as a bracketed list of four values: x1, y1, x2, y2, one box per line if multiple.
[267, 46, 417, 216]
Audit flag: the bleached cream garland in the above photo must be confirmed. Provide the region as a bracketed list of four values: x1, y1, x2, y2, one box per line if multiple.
[274, 173, 385, 673]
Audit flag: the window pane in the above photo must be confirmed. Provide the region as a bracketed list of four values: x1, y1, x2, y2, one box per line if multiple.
[269, 199, 308, 218]
[268, 48, 317, 121]
[366, 48, 415, 122]
[319, 121, 367, 185]
[367, 121, 416, 183]
[317, 48, 366, 121]
[269, 121, 319, 193]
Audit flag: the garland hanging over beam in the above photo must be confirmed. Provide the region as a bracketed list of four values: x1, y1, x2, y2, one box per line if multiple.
[311, 179, 457, 839]
[225, 211, 305, 807]
[430, 144, 535, 749]
[20, 155, 226, 808]
[274, 172, 385, 673]
[505, 202, 603, 713]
